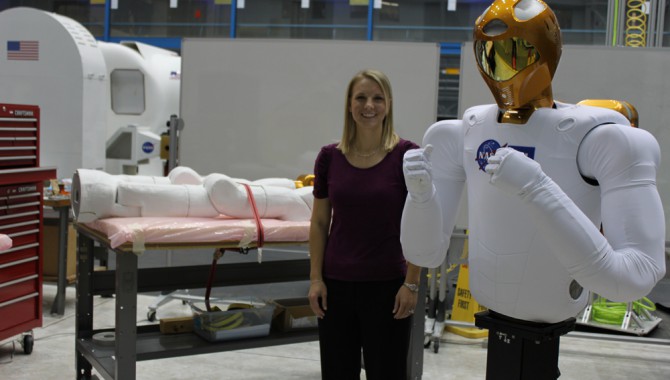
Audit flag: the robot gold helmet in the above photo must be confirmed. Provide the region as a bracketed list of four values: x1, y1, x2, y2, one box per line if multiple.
[473, 0, 562, 112]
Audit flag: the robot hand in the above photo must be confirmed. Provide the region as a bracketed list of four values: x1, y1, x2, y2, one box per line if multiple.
[403, 144, 435, 203]
[485, 147, 547, 198]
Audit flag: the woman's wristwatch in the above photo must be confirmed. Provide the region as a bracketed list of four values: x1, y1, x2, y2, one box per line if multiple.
[402, 282, 419, 293]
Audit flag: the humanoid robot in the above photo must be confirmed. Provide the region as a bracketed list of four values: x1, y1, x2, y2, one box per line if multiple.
[401, 0, 666, 378]
[71, 166, 314, 223]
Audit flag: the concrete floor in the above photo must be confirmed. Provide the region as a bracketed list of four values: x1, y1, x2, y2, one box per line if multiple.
[0, 281, 669, 380]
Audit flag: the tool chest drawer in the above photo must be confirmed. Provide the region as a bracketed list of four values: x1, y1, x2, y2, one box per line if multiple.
[0, 270, 39, 304]
[0, 256, 39, 284]
[0, 292, 40, 332]
[0, 242, 38, 266]
[0, 220, 40, 247]
[0, 183, 42, 217]
[0, 104, 39, 169]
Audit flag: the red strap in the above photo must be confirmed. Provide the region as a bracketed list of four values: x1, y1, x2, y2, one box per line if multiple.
[204, 185, 264, 312]
[241, 183, 264, 248]
[205, 249, 224, 312]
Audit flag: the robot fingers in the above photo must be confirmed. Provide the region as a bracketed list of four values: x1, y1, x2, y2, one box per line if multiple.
[404, 144, 433, 164]
[484, 147, 513, 174]
[486, 147, 545, 197]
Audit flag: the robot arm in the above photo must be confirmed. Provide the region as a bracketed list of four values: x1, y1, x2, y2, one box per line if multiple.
[486, 124, 665, 302]
[401, 120, 466, 268]
[73, 168, 313, 222]
[205, 174, 312, 221]
[578, 124, 666, 298]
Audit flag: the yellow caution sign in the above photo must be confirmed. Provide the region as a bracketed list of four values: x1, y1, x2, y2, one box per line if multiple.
[446, 263, 488, 338]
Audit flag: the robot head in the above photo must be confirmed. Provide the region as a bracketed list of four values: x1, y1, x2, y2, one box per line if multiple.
[473, 0, 562, 117]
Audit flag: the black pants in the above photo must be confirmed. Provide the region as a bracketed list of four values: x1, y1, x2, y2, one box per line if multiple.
[317, 278, 412, 380]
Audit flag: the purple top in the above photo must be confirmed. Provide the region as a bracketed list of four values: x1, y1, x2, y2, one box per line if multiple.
[313, 139, 419, 281]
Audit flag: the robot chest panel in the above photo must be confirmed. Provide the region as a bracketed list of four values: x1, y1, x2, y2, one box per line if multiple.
[461, 119, 598, 254]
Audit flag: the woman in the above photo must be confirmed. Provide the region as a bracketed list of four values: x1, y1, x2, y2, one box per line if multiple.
[308, 69, 422, 380]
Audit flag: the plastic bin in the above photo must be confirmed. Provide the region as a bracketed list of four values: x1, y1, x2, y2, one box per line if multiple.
[193, 304, 275, 342]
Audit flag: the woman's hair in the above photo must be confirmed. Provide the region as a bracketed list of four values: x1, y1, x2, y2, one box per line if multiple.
[338, 69, 399, 154]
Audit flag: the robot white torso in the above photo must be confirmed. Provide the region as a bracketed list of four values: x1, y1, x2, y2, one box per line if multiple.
[403, 102, 666, 323]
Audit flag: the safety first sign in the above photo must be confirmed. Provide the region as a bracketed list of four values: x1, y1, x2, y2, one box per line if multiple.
[446, 263, 488, 338]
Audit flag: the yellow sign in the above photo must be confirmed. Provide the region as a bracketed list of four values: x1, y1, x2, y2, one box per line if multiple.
[446, 263, 489, 338]
[350, 0, 369, 5]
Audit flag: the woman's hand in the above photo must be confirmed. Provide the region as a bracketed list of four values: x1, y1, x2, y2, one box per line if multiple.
[393, 285, 418, 319]
[308, 280, 327, 318]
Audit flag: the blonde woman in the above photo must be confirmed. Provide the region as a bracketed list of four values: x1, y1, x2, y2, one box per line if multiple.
[308, 69, 422, 380]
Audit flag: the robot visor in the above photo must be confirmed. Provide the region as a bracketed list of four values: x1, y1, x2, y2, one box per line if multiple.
[475, 37, 540, 82]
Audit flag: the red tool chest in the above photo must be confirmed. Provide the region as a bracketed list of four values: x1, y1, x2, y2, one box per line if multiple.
[0, 103, 55, 354]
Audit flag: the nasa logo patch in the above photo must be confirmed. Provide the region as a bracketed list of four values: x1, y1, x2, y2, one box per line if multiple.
[142, 142, 155, 154]
[475, 139, 501, 171]
[476, 140, 536, 172]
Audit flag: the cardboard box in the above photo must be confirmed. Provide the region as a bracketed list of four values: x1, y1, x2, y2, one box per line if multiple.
[160, 316, 194, 334]
[42, 220, 77, 283]
[271, 297, 318, 332]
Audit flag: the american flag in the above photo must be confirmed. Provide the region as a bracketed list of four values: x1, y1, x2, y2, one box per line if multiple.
[7, 40, 39, 61]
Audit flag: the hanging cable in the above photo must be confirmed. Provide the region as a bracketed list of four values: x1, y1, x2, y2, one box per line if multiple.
[205, 248, 225, 312]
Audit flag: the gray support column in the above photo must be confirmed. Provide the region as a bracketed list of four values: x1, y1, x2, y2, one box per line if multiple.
[75, 232, 95, 379]
[50, 205, 70, 316]
[606, 0, 616, 45]
[407, 268, 428, 380]
[114, 251, 139, 380]
[647, 0, 658, 47]
[654, 0, 667, 47]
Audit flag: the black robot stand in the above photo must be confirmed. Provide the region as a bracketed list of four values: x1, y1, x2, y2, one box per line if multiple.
[474, 310, 576, 380]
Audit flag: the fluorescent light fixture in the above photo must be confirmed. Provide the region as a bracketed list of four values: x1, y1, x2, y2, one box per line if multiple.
[302, 0, 310, 8]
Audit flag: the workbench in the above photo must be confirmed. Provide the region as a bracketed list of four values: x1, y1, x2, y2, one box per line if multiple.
[73, 222, 426, 379]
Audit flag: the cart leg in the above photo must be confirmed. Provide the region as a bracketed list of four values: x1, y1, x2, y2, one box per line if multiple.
[432, 260, 449, 353]
[115, 251, 138, 380]
[76, 233, 95, 379]
[424, 268, 437, 348]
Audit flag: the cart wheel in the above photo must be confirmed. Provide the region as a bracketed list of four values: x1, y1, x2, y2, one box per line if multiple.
[23, 334, 34, 355]
[147, 310, 157, 322]
[433, 339, 439, 354]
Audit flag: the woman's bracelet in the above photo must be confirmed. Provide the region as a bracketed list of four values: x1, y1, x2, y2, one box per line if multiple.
[402, 282, 419, 293]
[310, 279, 324, 284]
